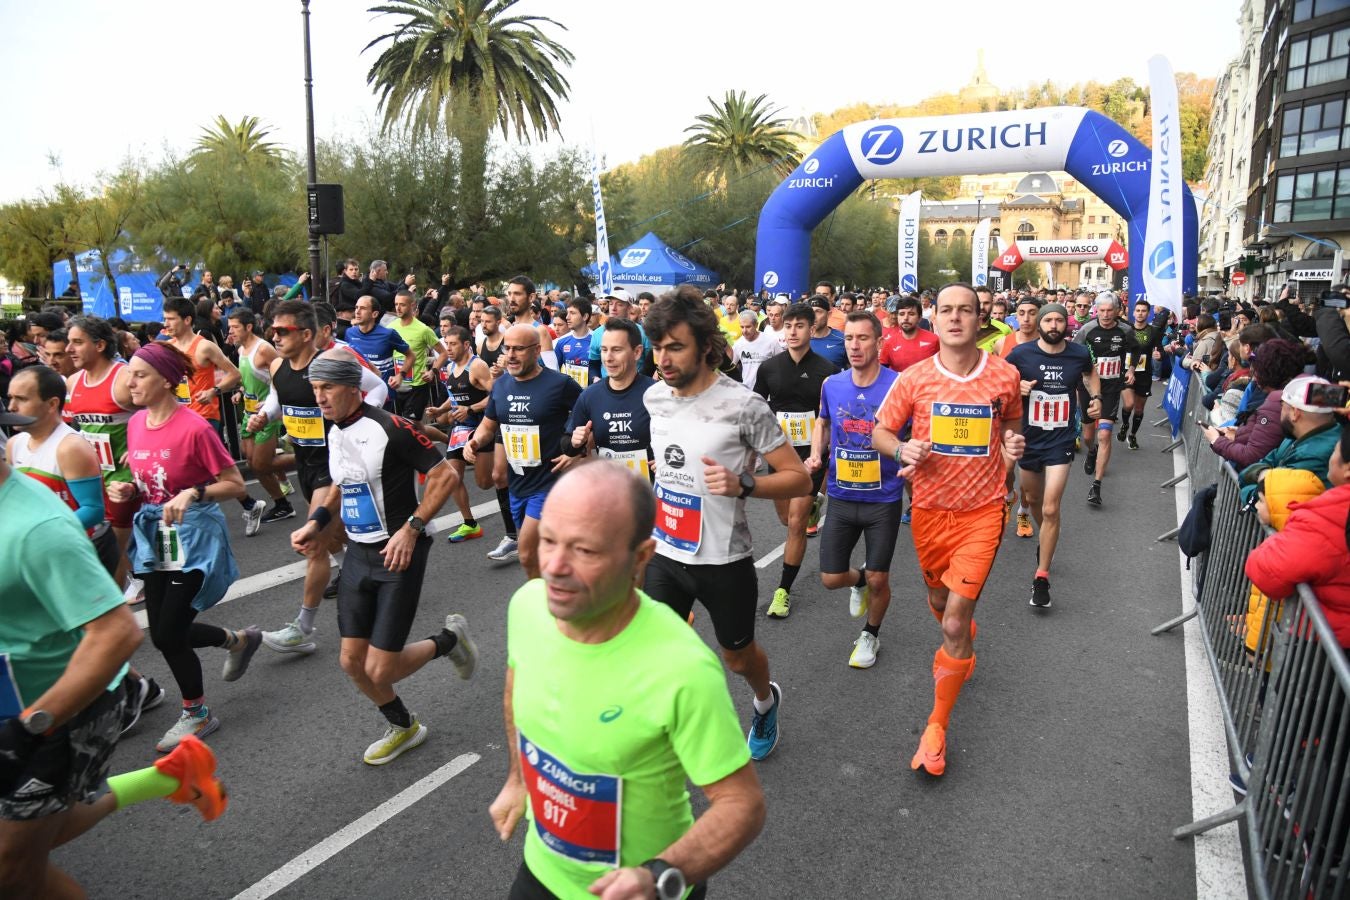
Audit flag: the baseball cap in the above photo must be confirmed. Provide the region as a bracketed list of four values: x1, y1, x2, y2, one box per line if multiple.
[772, 293, 792, 305]
[605, 288, 633, 304]
[807, 296, 831, 313]
[1282, 375, 1338, 413]
[0, 411, 36, 427]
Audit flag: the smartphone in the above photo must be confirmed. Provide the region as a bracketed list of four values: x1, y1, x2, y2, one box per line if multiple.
[1305, 382, 1350, 408]
[1196, 418, 1209, 428]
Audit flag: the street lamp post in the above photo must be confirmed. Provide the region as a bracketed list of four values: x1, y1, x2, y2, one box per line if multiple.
[301, 0, 324, 301]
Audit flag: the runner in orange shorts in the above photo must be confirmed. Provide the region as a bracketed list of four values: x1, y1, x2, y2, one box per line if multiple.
[873, 282, 1025, 776]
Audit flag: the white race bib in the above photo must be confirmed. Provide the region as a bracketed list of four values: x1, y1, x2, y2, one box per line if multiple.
[599, 446, 651, 480]
[561, 363, 589, 388]
[1027, 390, 1071, 430]
[502, 424, 542, 474]
[1096, 357, 1122, 379]
[776, 411, 815, 447]
[80, 430, 116, 472]
[153, 523, 185, 571]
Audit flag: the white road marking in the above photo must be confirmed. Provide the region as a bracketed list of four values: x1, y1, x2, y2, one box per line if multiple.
[231, 752, 480, 900]
[1171, 447, 1245, 898]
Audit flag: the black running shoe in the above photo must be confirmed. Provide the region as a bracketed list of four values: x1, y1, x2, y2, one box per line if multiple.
[261, 502, 296, 524]
[1083, 450, 1097, 476]
[323, 569, 341, 600]
[1127, 434, 1139, 451]
[1116, 427, 1127, 442]
[1087, 482, 1102, 507]
[1030, 576, 1052, 608]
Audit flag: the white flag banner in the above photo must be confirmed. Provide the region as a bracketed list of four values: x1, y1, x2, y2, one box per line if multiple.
[898, 191, 922, 293]
[971, 217, 992, 288]
[1143, 54, 1185, 318]
[591, 147, 614, 296]
[1043, 261, 1056, 289]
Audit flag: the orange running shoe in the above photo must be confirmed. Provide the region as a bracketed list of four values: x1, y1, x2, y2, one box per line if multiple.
[154, 735, 228, 821]
[911, 723, 947, 776]
[1015, 512, 1033, 538]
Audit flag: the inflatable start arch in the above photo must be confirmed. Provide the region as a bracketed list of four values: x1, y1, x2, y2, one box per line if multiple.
[754, 106, 1197, 300]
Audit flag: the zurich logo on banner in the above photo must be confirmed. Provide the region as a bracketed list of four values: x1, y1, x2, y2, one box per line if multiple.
[762, 271, 779, 289]
[901, 273, 917, 292]
[1149, 241, 1176, 280]
[803, 158, 820, 175]
[861, 125, 903, 164]
[974, 272, 987, 286]
[1107, 139, 1129, 158]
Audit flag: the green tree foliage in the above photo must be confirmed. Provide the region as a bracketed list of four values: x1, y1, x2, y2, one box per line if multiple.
[682, 91, 802, 183]
[192, 116, 285, 169]
[0, 193, 81, 296]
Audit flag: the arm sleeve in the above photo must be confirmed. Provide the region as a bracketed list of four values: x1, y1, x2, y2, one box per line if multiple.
[391, 415, 445, 474]
[262, 389, 281, 420]
[360, 366, 388, 407]
[68, 475, 108, 530]
[391, 330, 411, 356]
[283, 282, 304, 301]
[192, 419, 237, 478]
[669, 649, 752, 786]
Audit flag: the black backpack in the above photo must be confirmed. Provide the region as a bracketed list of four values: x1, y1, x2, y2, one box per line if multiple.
[1178, 483, 1218, 562]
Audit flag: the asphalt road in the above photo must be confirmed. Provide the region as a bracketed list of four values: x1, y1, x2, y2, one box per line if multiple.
[55, 416, 1204, 899]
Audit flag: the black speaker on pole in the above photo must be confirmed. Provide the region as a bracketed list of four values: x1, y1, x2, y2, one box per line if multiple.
[307, 183, 344, 235]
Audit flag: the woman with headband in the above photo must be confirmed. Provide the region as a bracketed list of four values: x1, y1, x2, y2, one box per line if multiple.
[106, 341, 262, 752]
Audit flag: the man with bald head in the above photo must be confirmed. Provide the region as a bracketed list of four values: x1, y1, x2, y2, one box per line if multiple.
[465, 324, 582, 577]
[291, 349, 478, 766]
[731, 308, 782, 392]
[490, 462, 765, 899]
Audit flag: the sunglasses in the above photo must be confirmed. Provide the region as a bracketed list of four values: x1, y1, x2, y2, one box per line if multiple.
[271, 325, 306, 336]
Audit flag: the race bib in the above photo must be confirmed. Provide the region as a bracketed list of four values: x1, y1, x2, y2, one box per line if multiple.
[654, 483, 702, 554]
[174, 378, 191, 405]
[1027, 390, 1071, 430]
[449, 425, 474, 451]
[599, 446, 651, 481]
[1096, 356, 1122, 379]
[519, 732, 621, 866]
[242, 393, 261, 414]
[339, 482, 383, 535]
[282, 405, 326, 447]
[1134, 355, 1149, 371]
[562, 363, 590, 389]
[930, 402, 992, 457]
[80, 430, 116, 472]
[153, 523, 185, 571]
[777, 411, 815, 448]
[502, 424, 543, 472]
[0, 655, 23, 719]
[834, 447, 881, 490]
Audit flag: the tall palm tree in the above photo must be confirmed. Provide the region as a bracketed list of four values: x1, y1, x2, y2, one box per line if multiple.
[683, 91, 802, 184]
[364, 0, 574, 276]
[191, 115, 284, 168]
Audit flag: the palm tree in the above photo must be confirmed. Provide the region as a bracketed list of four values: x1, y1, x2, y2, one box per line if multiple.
[191, 116, 284, 169]
[364, 0, 574, 275]
[683, 91, 802, 184]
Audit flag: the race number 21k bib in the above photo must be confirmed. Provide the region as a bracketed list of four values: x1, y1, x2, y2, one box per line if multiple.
[502, 424, 543, 474]
[519, 732, 621, 866]
[154, 523, 185, 571]
[1027, 390, 1071, 430]
[930, 402, 992, 457]
[562, 363, 590, 389]
[600, 447, 651, 481]
[340, 482, 383, 535]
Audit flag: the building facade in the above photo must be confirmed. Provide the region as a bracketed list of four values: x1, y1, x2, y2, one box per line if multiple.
[1246, 0, 1350, 299]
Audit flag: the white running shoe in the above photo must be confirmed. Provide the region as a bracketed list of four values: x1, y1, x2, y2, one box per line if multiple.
[123, 576, 145, 605]
[261, 621, 317, 654]
[849, 631, 879, 668]
[156, 708, 220, 753]
[849, 583, 869, 619]
[443, 614, 478, 680]
[486, 536, 519, 561]
[363, 718, 428, 765]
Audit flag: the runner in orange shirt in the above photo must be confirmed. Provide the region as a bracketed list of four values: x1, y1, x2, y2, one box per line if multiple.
[873, 282, 1025, 776]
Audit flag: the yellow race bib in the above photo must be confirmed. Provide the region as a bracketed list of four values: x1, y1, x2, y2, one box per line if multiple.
[282, 405, 326, 447]
[776, 411, 815, 448]
[930, 402, 992, 457]
[834, 447, 881, 490]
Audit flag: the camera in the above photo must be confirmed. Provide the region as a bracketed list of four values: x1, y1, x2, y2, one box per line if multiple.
[1305, 381, 1350, 408]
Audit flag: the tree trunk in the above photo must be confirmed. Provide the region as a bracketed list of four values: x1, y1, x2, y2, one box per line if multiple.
[98, 249, 118, 313]
[450, 92, 492, 279]
[65, 251, 79, 302]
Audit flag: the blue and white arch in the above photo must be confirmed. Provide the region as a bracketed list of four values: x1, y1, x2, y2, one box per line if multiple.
[754, 106, 1197, 301]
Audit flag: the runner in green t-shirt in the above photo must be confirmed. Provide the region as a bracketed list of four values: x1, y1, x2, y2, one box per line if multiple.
[228, 308, 294, 530]
[390, 289, 445, 422]
[490, 462, 764, 900]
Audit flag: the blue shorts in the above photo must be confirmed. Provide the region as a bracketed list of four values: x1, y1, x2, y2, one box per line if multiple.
[1018, 440, 1075, 472]
[509, 489, 548, 528]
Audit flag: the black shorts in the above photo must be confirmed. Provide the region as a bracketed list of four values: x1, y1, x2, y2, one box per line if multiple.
[297, 457, 333, 504]
[818, 497, 903, 573]
[1018, 440, 1076, 472]
[337, 535, 433, 651]
[773, 448, 826, 496]
[395, 383, 431, 422]
[643, 553, 758, 651]
[1126, 372, 1153, 398]
[0, 687, 125, 821]
[92, 524, 120, 577]
[1081, 382, 1122, 423]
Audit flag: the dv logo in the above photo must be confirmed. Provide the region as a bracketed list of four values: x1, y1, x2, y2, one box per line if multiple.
[1149, 242, 1176, 280]
[1107, 139, 1129, 158]
[900, 273, 917, 292]
[861, 125, 903, 164]
[1002, 253, 1019, 267]
[803, 158, 820, 175]
[762, 271, 779, 289]
[1108, 251, 1126, 265]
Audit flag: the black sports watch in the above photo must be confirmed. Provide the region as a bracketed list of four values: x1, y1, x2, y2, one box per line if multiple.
[642, 859, 686, 900]
[737, 471, 756, 499]
[406, 515, 427, 534]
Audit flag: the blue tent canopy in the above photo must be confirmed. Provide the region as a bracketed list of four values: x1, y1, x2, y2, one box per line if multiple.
[583, 231, 718, 293]
[53, 250, 297, 322]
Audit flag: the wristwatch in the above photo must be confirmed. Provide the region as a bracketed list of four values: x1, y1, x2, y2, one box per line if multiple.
[406, 515, 427, 534]
[642, 859, 686, 900]
[737, 471, 756, 499]
[21, 709, 52, 736]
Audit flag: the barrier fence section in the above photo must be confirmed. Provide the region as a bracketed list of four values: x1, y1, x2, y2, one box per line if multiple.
[1154, 371, 1349, 898]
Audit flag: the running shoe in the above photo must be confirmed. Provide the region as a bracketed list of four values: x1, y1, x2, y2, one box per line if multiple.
[279, 478, 294, 497]
[487, 536, 519, 561]
[766, 588, 791, 618]
[849, 583, 869, 619]
[849, 632, 879, 668]
[1083, 449, 1097, 476]
[747, 682, 782, 760]
[221, 627, 262, 682]
[364, 717, 428, 765]
[911, 723, 947, 776]
[443, 614, 478, 680]
[242, 500, 263, 537]
[261, 620, 317, 654]
[1074, 435, 1082, 452]
[1087, 482, 1103, 507]
[323, 570, 341, 600]
[806, 493, 823, 537]
[1015, 512, 1033, 538]
[446, 523, 484, 543]
[1116, 427, 1127, 443]
[121, 675, 166, 736]
[123, 576, 145, 605]
[1030, 576, 1052, 609]
[900, 505, 912, 526]
[155, 735, 228, 821]
[1127, 434, 1140, 451]
[261, 501, 296, 524]
[156, 708, 220, 753]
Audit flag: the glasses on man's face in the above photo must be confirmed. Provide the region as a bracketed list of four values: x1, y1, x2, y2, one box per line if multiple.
[503, 344, 538, 354]
[272, 325, 305, 337]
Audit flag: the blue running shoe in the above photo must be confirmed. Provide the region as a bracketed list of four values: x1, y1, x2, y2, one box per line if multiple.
[747, 682, 782, 760]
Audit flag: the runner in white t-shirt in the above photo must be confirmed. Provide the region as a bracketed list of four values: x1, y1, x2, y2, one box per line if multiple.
[731, 310, 784, 392]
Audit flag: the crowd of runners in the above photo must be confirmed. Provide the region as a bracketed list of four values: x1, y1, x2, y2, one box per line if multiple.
[0, 273, 1242, 897]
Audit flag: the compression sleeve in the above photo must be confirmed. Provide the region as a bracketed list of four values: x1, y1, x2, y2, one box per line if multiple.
[360, 365, 389, 407]
[68, 475, 107, 529]
[261, 390, 281, 420]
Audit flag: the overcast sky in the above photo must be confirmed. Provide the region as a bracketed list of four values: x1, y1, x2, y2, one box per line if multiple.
[0, 0, 1240, 204]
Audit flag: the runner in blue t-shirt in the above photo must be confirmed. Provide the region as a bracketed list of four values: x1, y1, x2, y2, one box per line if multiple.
[807, 296, 847, 368]
[465, 324, 582, 578]
[344, 296, 412, 386]
[587, 292, 651, 380]
[554, 298, 594, 389]
[806, 311, 903, 669]
[560, 318, 655, 481]
[1005, 302, 1102, 610]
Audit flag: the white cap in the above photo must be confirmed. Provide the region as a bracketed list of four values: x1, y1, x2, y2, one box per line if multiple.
[605, 288, 633, 304]
[1282, 374, 1338, 413]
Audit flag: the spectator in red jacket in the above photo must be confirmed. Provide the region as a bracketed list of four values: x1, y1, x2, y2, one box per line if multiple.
[1246, 422, 1350, 647]
[1203, 339, 1316, 468]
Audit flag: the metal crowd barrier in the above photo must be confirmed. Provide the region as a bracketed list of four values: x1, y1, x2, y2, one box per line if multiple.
[1151, 372, 1350, 898]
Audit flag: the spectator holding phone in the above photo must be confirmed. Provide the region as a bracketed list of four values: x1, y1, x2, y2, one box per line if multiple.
[1204, 339, 1315, 468]
[1238, 374, 1343, 504]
